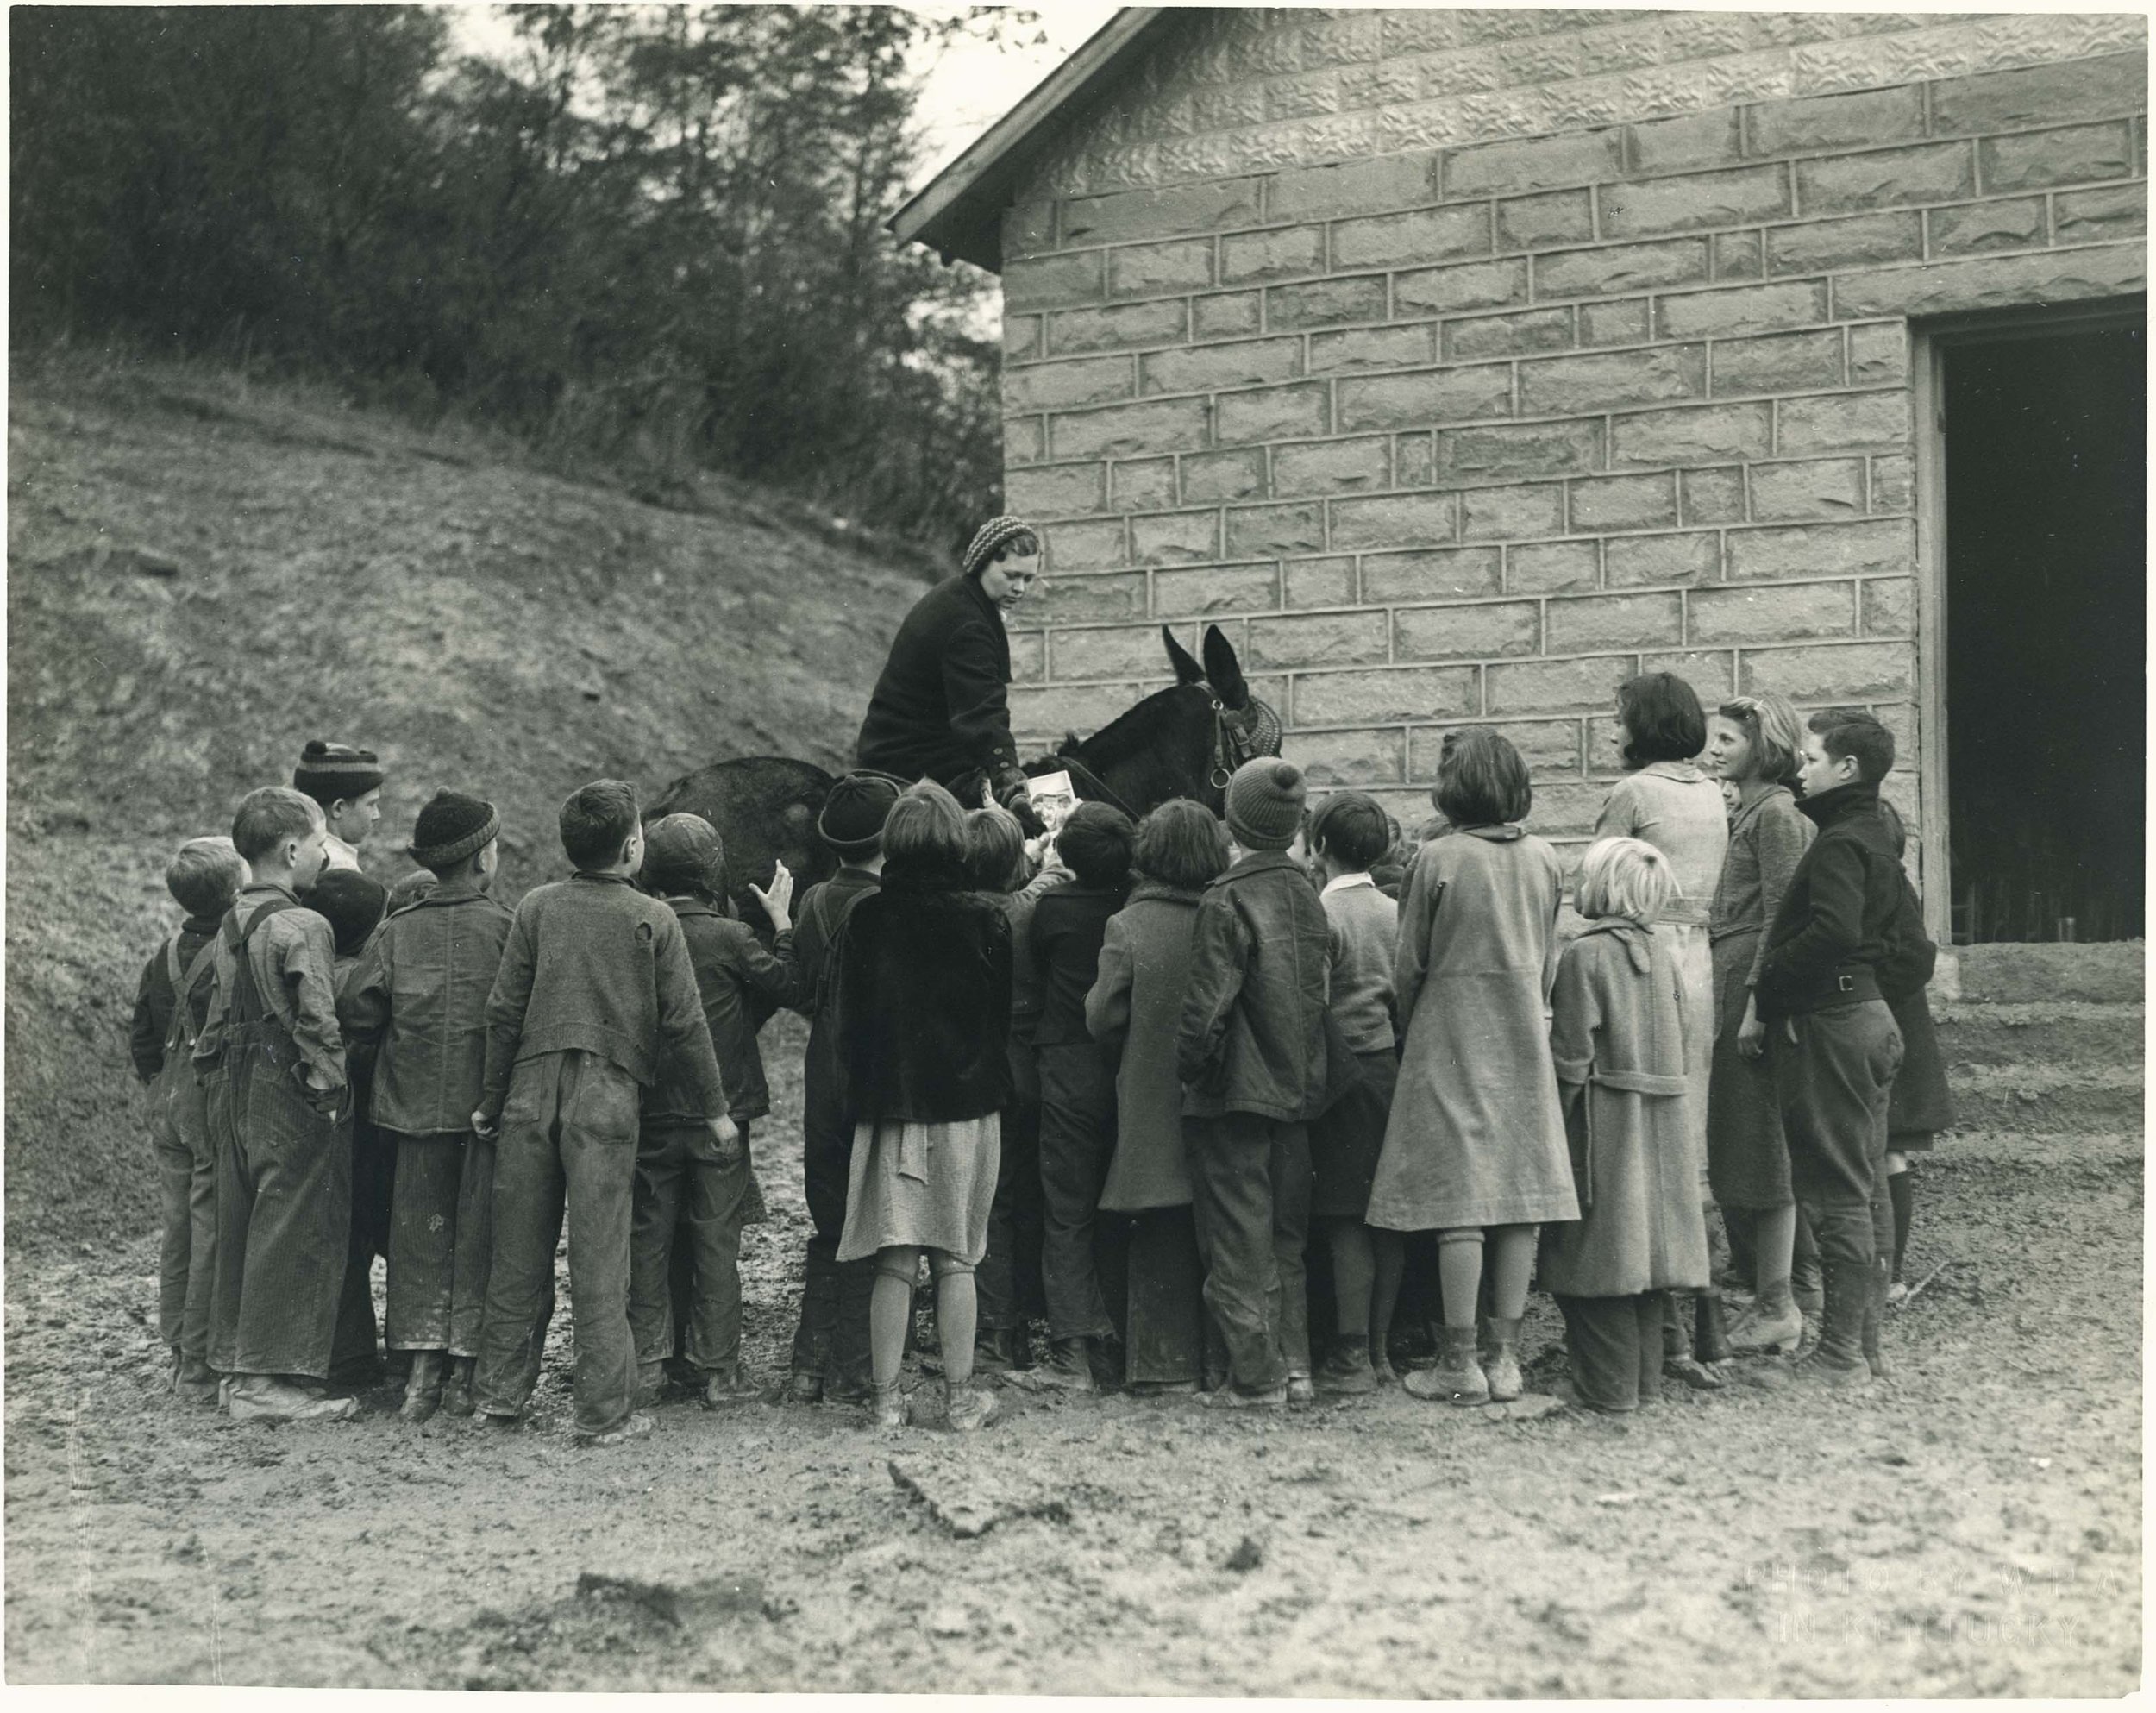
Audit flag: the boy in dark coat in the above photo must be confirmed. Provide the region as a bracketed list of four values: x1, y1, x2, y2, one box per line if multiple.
[132, 835, 248, 1401]
[1754, 711, 1906, 1390]
[338, 790, 513, 1422]
[471, 780, 731, 1445]
[630, 813, 804, 1409]
[195, 787, 359, 1423]
[1177, 758, 1332, 1408]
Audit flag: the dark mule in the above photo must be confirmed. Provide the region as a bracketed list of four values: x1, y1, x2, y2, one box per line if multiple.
[642, 756, 838, 926]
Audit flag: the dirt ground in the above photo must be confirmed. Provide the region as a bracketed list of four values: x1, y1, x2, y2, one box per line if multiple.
[4, 1010, 2140, 1694]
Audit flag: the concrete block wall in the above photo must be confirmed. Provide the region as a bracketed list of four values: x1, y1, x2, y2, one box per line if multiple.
[994, 12, 2147, 859]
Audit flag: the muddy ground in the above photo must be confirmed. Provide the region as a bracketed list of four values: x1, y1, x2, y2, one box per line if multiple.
[5, 1010, 2140, 1694]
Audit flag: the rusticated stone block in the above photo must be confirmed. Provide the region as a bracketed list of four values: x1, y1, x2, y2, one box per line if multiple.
[1219, 224, 1327, 286]
[1225, 499, 1328, 558]
[1062, 179, 1265, 246]
[1445, 128, 1624, 198]
[2053, 184, 2149, 247]
[1745, 85, 1924, 157]
[1025, 570, 1146, 626]
[1294, 664, 1479, 726]
[1337, 365, 1514, 431]
[1626, 110, 1743, 177]
[1050, 396, 1211, 461]
[1605, 531, 1721, 588]
[1738, 641, 1913, 702]
[1244, 609, 1389, 670]
[1520, 345, 1708, 416]
[1182, 447, 1268, 505]
[1005, 315, 1043, 362]
[1712, 230, 1764, 281]
[1006, 249, 1105, 311]
[1655, 279, 1830, 340]
[1570, 471, 1679, 532]
[1193, 292, 1264, 339]
[1052, 621, 1188, 682]
[1283, 555, 1358, 609]
[1689, 580, 1854, 643]
[1309, 323, 1438, 375]
[1507, 539, 1601, 594]
[1795, 141, 1976, 214]
[1112, 458, 1178, 514]
[1440, 419, 1604, 482]
[1003, 355, 1138, 413]
[1049, 299, 1191, 356]
[1142, 336, 1302, 398]
[1005, 199, 1057, 261]
[1006, 461, 1109, 518]
[1680, 467, 1747, 526]
[1725, 518, 1911, 583]
[1578, 298, 1651, 347]
[1131, 510, 1221, 566]
[1599, 162, 1791, 238]
[1283, 726, 1407, 787]
[1109, 237, 1216, 298]
[1332, 204, 1493, 269]
[1008, 628, 1046, 686]
[1497, 190, 1596, 251]
[1847, 322, 1908, 387]
[1006, 416, 1047, 469]
[1268, 275, 1389, 329]
[1869, 454, 1913, 514]
[1447, 305, 1576, 360]
[1547, 590, 1683, 652]
[1330, 491, 1459, 550]
[1764, 211, 1923, 274]
[1928, 53, 2147, 138]
[1533, 237, 1713, 298]
[1274, 436, 1391, 497]
[1486, 653, 1637, 715]
[1010, 680, 1150, 737]
[1041, 518, 1127, 573]
[1395, 258, 1532, 316]
[1612, 401, 1773, 467]
[1360, 547, 1504, 603]
[1268, 150, 1443, 220]
[1642, 650, 1735, 705]
[1215, 381, 1330, 447]
[1395, 432, 1437, 487]
[1777, 391, 1908, 454]
[1747, 457, 1865, 522]
[1532, 781, 1620, 837]
[1153, 562, 1280, 618]
[1980, 123, 2134, 194]
[1926, 196, 2046, 256]
[1712, 329, 1846, 396]
[1830, 244, 2147, 317]
[1412, 718, 1581, 778]
[1392, 599, 1540, 662]
[1861, 576, 1915, 637]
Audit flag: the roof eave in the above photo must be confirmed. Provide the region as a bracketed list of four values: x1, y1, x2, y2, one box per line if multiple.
[890, 7, 1169, 273]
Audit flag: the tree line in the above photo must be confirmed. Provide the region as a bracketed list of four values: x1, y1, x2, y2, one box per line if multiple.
[11, 5, 1005, 553]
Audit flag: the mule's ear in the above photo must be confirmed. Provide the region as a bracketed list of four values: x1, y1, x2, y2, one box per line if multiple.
[1163, 624, 1205, 686]
[1200, 624, 1249, 707]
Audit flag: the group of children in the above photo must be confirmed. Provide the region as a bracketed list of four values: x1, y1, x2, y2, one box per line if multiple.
[131, 675, 1946, 1439]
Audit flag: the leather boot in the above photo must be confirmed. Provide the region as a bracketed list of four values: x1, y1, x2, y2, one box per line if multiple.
[1480, 1317, 1523, 1402]
[869, 1380, 908, 1430]
[1314, 1336, 1377, 1396]
[1752, 1257, 1871, 1391]
[398, 1351, 447, 1424]
[1693, 1290, 1733, 1365]
[1727, 1278, 1805, 1355]
[1405, 1326, 1488, 1404]
[1037, 1337, 1096, 1392]
[788, 1245, 837, 1402]
[439, 1356, 476, 1418]
[175, 1353, 221, 1405]
[824, 1258, 875, 1404]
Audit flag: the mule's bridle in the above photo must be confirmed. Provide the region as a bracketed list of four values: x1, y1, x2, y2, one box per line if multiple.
[1208, 693, 1282, 790]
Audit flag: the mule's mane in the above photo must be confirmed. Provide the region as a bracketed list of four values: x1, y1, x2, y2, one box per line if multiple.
[1063, 681, 1206, 770]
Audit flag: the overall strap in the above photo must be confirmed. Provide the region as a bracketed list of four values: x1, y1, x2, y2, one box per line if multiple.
[229, 897, 303, 1028]
[164, 938, 222, 1054]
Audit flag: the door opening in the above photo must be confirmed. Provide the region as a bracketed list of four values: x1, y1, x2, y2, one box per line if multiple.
[1938, 317, 2145, 944]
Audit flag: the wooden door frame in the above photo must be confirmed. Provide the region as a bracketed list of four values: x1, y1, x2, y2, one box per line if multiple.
[1910, 297, 2146, 946]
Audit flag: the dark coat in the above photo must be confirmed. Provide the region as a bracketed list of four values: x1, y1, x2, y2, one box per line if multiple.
[645, 901, 805, 1124]
[833, 863, 1014, 1124]
[855, 574, 1021, 789]
[1756, 781, 1902, 1020]
[1175, 850, 1332, 1122]
[1086, 882, 1204, 1211]
[1880, 870, 1955, 1138]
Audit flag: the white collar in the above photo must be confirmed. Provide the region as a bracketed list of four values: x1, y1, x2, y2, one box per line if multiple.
[320, 832, 362, 872]
[1320, 871, 1376, 896]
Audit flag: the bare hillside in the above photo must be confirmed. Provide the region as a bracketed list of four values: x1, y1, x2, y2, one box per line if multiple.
[6, 357, 927, 1245]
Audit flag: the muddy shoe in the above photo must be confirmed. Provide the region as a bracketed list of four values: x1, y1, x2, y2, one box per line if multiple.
[869, 1382, 909, 1430]
[1662, 1353, 1725, 1391]
[227, 1378, 360, 1424]
[1370, 1351, 1398, 1388]
[1885, 1279, 1910, 1309]
[439, 1357, 476, 1418]
[580, 1411, 656, 1446]
[175, 1355, 221, 1405]
[1313, 1339, 1377, 1396]
[787, 1365, 825, 1404]
[1727, 1283, 1805, 1356]
[1480, 1317, 1524, 1403]
[632, 1360, 666, 1411]
[1035, 1338, 1096, 1394]
[946, 1384, 1000, 1432]
[1404, 1328, 1489, 1405]
[700, 1365, 763, 1409]
[1198, 1382, 1287, 1409]
[480, 1410, 521, 1432]
[398, 1351, 447, 1425]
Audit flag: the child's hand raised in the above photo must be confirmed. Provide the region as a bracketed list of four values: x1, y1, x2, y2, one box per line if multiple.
[749, 859, 794, 931]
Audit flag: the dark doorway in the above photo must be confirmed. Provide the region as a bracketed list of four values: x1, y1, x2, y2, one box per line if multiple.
[1942, 317, 2144, 943]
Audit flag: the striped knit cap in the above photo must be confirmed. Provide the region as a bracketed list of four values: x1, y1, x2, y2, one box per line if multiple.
[293, 739, 385, 804]
[961, 514, 1039, 578]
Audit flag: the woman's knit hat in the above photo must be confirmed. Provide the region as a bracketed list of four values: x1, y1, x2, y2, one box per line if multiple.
[818, 769, 907, 858]
[293, 740, 385, 805]
[407, 789, 498, 871]
[961, 514, 1039, 579]
[1224, 757, 1307, 851]
[642, 813, 726, 898]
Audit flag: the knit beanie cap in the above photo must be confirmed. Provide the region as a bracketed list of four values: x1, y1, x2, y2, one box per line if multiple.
[1224, 757, 1307, 851]
[961, 514, 1039, 579]
[293, 739, 385, 804]
[306, 869, 389, 958]
[642, 813, 726, 898]
[407, 789, 498, 870]
[818, 769, 907, 858]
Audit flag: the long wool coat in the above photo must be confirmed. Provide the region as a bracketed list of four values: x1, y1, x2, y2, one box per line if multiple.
[1539, 919, 1710, 1298]
[1365, 825, 1576, 1233]
[1084, 882, 1204, 1212]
